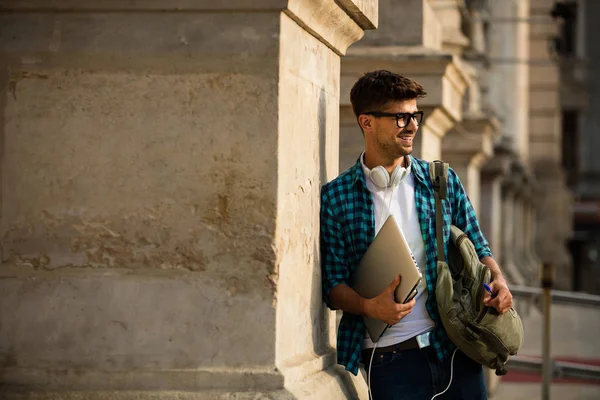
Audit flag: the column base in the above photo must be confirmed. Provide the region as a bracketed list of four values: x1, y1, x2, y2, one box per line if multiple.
[0, 365, 366, 400]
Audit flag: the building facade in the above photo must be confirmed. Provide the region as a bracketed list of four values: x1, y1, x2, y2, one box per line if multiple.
[554, 0, 600, 294]
[340, 0, 573, 289]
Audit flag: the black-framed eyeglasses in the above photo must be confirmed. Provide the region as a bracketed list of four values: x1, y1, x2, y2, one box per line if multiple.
[363, 111, 424, 128]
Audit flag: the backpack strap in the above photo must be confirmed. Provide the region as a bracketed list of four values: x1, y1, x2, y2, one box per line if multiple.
[429, 160, 449, 263]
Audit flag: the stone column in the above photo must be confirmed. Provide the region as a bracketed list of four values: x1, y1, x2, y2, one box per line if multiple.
[500, 177, 527, 286]
[339, 0, 468, 171]
[480, 152, 512, 257]
[431, 0, 470, 54]
[442, 116, 497, 216]
[522, 188, 542, 281]
[512, 186, 529, 279]
[0, 1, 377, 399]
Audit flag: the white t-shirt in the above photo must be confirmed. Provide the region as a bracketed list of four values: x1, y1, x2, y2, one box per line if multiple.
[360, 155, 435, 349]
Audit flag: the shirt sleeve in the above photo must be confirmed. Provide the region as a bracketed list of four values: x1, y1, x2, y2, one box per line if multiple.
[320, 189, 350, 310]
[448, 168, 493, 259]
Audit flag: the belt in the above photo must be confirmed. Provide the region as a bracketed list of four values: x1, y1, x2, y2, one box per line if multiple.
[363, 331, 431, 356]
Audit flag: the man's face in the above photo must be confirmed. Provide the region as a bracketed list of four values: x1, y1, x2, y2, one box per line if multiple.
[369, 99, 420, 160]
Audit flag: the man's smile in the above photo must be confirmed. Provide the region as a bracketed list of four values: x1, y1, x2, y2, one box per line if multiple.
[397, 133, 414, 144]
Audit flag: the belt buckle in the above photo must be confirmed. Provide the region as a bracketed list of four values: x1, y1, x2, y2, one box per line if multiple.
[416, 332, 431, 349]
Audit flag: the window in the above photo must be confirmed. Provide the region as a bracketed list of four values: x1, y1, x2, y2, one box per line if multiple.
[551, 2, 578, 58]
[562, 109, 580, 188]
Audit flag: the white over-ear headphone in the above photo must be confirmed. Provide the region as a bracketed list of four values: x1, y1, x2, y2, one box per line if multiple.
[369, 162, 411, 189]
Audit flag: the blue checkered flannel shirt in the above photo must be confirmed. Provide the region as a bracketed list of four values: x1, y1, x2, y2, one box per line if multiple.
[320, 155, 493, 375]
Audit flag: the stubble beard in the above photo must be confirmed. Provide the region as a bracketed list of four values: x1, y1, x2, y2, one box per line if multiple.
[376, 135, 412, 162]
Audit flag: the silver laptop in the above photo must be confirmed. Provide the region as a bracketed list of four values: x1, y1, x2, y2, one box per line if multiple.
[352, 215, 423, 342]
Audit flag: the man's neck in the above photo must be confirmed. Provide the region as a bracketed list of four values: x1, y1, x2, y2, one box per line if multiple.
[363, 151, 407, 174]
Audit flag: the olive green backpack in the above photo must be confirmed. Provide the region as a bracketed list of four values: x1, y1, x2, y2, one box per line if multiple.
[429, 160, 524, 376]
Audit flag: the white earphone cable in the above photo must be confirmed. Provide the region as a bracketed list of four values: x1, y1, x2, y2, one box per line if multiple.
[430, 348, 459, 400]
[376, 186, 395, 232]
[367, 341, 379, 400]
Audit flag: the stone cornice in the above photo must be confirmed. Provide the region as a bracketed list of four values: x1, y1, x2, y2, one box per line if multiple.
[285, 0, 372, 56]
[501, 160, 538, 199]
[344, 46, 454, 71]
[0, 0, 378, 56]
[341, 46, 469, 121]
[481, 143, 514, 179]
[443, 113, 499, 165]
[420, 106, 457, 139]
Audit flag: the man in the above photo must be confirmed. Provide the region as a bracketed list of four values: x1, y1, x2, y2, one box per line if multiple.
[320, 70, 513, 399]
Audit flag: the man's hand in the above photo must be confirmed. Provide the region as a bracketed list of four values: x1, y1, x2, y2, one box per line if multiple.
[363, 275, 416, 325]
[484, 276, 513, 314]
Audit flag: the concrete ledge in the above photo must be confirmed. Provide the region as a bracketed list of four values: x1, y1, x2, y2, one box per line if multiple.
[0, 270, 276, 383]
[0, 365, 366, 399]
[0, 390, 295, 400]
[0, 0, 377, 57]
[0, 367, 284, 392]
[0, 0, 376, 27]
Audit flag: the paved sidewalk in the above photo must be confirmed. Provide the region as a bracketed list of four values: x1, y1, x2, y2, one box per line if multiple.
[492, 302, 600, 399]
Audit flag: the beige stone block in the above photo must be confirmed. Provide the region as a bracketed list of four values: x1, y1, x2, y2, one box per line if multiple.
[529, 19, 559, 39]
[340, 108, 364, 172]
[431, 0, 470, 53]
[0, 271, 280, 390]
[530, 0, 555, 13]
[529, 65, 560, 87]
[530, 89, 560, 111]
[529, 114, 560, 137]
[5, 70, 281, 272]
[529, 37, 553, 61]
[529, 141, 561, 161]
[355, 0, 442, 50]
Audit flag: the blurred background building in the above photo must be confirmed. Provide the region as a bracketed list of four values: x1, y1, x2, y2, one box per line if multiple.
[339, 0, 600, 395]
[552, 0, 600, 295]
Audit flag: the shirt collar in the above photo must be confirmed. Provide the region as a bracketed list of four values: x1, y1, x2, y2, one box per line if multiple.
[351, 156, 367, 188]
[408, 155, 428, 185]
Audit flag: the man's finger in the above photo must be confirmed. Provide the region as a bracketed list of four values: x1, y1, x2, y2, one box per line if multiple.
[394, 309, 412, 321]
[386, 275, 401, 294]
[483, 294, 492, 304]
[487, 296, 501, 310]
[395, 298, 415, 311]
[500, 297, 513, 313]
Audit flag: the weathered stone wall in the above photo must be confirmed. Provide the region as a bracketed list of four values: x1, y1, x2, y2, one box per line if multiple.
[0, 1, 378, 398]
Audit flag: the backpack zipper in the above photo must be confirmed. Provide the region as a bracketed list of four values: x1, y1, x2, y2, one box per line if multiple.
[475, 265, 491, 323]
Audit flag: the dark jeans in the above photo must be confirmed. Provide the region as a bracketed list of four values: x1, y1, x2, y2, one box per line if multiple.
[362, 346, 487, 400]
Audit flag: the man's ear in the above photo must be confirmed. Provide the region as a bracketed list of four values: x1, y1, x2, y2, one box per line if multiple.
[358, 114, 372, 132]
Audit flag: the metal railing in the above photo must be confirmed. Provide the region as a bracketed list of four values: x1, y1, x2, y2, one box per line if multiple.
[510, 285, 600, 308]
[507, 268, 600, 398]
[508, 356, 600, 382]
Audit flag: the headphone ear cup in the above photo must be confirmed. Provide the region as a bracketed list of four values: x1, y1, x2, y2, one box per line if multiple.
[390, 165, 406, 187]
[370, 166, 390, 189]
[390, 162, 412, 187]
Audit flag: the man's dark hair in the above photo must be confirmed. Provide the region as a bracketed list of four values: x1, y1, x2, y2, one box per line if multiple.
[350, 70, 427, 117]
